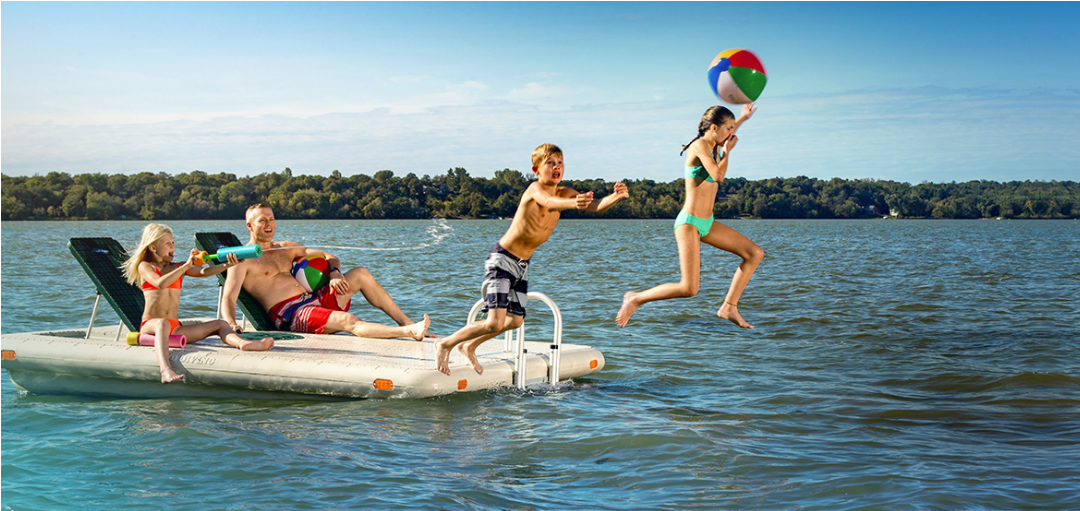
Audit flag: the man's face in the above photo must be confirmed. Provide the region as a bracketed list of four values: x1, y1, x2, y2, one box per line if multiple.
[247, 208, 276, 243]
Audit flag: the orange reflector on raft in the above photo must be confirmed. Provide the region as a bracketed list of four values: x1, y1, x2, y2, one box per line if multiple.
[372, 379, 394, 391]
[590, 359, 598, 369]
[1, 350, 15, 361]
[458, 379, 468, 390]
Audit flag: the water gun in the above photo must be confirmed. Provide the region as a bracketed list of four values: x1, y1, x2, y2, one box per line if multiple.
[126, 332, 187, 348]
[194, 244, 263, 265]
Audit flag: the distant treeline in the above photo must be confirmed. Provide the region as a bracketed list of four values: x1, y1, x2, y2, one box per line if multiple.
[2, 168, 1077, 221]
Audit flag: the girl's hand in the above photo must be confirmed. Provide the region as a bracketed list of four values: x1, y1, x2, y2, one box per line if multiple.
[725, 134, 739, 152]
[187, 249, 202, 267]
[740, 102, 757, 121]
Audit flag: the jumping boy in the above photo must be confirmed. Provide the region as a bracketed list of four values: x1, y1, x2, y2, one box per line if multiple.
[434, 143, 629, 375]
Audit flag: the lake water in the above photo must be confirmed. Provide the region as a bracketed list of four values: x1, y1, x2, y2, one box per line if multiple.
[2, 219, 1078, 510]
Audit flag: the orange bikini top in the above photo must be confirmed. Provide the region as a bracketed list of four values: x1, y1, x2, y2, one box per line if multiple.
[142, 265, 184, 291]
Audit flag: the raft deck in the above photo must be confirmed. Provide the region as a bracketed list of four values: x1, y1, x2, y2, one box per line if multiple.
[1, 319, 605, 400]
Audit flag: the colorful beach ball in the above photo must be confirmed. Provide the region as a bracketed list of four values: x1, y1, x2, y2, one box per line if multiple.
[292, 255, 331, 293]
[707, 49, 768, 104]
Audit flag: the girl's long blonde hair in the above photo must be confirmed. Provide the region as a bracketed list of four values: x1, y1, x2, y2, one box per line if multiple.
[122, 223, 173, 286]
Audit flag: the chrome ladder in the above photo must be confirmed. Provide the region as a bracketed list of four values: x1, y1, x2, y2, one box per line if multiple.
[466, 292, 563, 389]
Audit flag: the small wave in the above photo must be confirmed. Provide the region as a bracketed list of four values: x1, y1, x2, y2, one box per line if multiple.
[304, 219, 454, 252]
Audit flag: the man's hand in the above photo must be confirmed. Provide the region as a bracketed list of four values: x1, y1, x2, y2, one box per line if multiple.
[328, 269, 350, 294]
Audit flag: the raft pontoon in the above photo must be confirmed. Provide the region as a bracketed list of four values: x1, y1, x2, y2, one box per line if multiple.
[0, 236, 604, 399]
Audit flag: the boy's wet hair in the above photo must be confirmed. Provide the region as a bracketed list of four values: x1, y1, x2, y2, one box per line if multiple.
[681, 106, 736, 155]
[531, 143, 563, 170]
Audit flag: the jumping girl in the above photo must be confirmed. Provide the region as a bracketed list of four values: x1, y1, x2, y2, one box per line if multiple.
[617, 103, 764, 329]
[122, 224, 274, 383]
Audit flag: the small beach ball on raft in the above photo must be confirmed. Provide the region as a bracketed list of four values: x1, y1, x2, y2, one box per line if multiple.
[707, 48, 768, 104]
[292, 255, 331, 293]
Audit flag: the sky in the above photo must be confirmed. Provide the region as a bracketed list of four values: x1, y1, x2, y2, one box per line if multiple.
[2, 2, 1078, 184]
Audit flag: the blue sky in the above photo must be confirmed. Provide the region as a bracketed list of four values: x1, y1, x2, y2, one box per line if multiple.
[2, 2, 1078, 184]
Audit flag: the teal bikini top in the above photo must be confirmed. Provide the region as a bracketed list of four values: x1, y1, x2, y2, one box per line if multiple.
[684, 149, 724, 183]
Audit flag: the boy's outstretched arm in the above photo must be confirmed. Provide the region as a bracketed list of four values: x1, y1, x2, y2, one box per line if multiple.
[587, 182, 630, 213]
[533, 182, 594, 211]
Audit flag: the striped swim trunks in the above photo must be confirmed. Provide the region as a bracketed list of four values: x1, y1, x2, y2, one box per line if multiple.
[267, 285, 351, 334]
[480, 243, 529, 318]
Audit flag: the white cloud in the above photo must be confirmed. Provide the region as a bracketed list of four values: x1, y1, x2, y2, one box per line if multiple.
[2, 87, 1077, 184]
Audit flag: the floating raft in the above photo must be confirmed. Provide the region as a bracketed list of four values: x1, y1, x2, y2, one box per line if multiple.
[4, 235, 605, 399]
[1, 320, 605, 400]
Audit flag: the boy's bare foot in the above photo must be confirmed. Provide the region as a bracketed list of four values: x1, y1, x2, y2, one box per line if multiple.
[434, 339, 453, 376]
[160, 369, 185, 384]
[717, 302, 754, 329]
[407, 315, 431, 341]
[239, 337, 274, 351]
[616, 292, 639, 328]
[456, 343, 484, 375]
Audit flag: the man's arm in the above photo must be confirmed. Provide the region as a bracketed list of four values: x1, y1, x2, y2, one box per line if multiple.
[304, 248, 348, 294]
[222, 261, 248, 331]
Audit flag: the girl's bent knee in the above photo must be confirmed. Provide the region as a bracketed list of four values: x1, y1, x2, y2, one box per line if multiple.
[747, 245, 765, 264]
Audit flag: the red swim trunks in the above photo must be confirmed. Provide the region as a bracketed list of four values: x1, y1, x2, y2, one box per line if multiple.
[140, 318, 181, 335]
[267, 286, 351, 334]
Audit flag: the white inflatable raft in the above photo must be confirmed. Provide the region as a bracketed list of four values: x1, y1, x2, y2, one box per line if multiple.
[3, 235, 606, 400]
[1, 306, 605, 400]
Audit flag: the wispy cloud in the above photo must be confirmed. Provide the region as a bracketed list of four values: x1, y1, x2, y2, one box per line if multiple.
[3, 87, 1077, 183]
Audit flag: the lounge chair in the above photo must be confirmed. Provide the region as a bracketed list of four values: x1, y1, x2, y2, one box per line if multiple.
[68, 237, 146, 341]
[193, 232, 278, 332]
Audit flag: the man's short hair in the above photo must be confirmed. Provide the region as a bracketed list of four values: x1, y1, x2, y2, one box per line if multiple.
[246, 203, 273, 223]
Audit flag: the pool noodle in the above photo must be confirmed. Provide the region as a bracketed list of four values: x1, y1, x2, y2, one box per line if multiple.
[125, 332, 187, 348]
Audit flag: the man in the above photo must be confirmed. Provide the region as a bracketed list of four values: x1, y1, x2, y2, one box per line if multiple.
[223, 203, 429, 340]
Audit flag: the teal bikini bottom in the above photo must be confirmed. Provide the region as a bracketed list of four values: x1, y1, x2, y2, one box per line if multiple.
[674, 210, 714, 238]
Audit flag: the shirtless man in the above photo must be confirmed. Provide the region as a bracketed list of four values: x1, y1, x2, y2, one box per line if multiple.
[433, 144, 629, 375]
[222, 203, 429, 340]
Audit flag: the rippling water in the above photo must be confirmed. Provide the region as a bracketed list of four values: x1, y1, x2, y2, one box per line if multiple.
[2, 219, 1079, 509]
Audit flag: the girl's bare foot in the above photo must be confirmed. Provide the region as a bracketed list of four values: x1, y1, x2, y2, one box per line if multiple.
[434, 338, 453, 375]
[456, 343, 484, 375]
[407, 315, 431, 341]
[239, 337, 274, 351]
[160, 369, 185, 384]
[717, 302, 754, 329]
[616, 292, 639, 328]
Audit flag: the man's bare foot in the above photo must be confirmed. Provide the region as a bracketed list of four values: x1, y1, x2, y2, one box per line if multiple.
[434, 338, 453, 376]
[717, 302, 754, 329]
[406, 315, 431, 341]
[160, 369, 185, 384]
[616, 292, 639, 328]
[239, 337, 274, 351]
[456, 344, 484, 375]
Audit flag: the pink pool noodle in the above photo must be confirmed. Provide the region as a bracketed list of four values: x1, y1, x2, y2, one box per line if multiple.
[125, 332, 187, 348]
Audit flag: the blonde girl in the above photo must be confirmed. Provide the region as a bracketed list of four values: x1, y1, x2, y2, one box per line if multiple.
[123, 224, 273, 383]
[617, 103, 764, 329]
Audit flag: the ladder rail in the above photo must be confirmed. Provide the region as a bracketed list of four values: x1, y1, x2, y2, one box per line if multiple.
[465, 292, 563, 388]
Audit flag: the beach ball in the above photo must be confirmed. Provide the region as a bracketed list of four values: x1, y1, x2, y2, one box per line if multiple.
[292, 255, 330, 293]
[707, 49, 768, 104]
